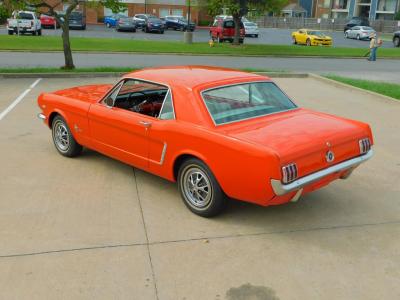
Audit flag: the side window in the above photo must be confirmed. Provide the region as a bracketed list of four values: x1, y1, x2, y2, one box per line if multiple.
[159, 91, 175, 120]
[112, 79, 169, 118]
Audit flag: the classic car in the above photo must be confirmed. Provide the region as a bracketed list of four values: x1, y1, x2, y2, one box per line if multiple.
[37, 66, 373, 217]
[292, 29, 332, 46]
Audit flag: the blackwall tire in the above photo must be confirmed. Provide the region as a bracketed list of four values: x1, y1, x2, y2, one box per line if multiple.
[52, 116, 82, 157]
[178, 158, 227, 217]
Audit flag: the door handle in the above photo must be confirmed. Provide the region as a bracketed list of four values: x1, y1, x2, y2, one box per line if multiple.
[139, 121, 152, 128]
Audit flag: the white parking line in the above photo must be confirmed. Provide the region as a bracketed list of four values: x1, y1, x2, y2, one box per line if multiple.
[0, 78, 42, 121]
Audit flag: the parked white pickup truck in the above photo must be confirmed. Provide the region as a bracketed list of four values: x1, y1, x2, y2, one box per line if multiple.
[7, 11, 42, 35]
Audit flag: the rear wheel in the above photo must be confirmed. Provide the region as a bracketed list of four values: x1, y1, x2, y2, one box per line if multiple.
[344, 32, 348, 38]
[106, 22, 111, 28]
[292, 36, 297, 44]
[356, 34, 360, 40]
[178, 158, 227, 217]
[52, 116, 82, 157]
[8, 30, 13, 35]
[32, 30, 36, 36]
[38, 29, 42, 36]
[394, 36, 400, 47]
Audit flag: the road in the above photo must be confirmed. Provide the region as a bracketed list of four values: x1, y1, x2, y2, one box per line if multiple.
[1, 25, 395, 48]
[1, 51, 399, 83]
[0, 76, 399, 299]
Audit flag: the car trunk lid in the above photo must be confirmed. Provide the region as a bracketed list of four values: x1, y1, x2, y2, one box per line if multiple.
[222, 108, 370, 178]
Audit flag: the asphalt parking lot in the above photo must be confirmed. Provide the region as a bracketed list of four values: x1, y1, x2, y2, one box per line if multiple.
[0, 75, 399, 299]
[1, 25, 394, 48]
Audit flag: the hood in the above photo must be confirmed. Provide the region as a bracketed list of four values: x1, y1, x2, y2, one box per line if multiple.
[311, 34, 331, 39]
[223, 108, 371, 177]
[53, 84, 113, 103]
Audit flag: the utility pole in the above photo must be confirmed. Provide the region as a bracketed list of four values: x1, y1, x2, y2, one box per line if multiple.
[144, 0, 147, 14]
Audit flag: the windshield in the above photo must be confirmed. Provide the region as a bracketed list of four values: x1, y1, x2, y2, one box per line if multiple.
[18, 13, 34, 20]
[202, 82, 297, 125]
[148, 18, 161, 22]
[308, 31, 325, 36]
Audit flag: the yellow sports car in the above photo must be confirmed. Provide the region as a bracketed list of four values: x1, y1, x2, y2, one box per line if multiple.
[292, 29, 333, 46]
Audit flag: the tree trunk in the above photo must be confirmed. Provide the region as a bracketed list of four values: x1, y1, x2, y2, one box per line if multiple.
[61, 24, 75, 69]
[232, 14, 241, 45]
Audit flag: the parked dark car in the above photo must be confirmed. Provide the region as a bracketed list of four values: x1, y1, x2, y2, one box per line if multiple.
[210, 19, 244, 43]
[393, 31, 400, 47]
[58, 11, 86, 30]
[164, 15, 195, 31]
[344, 17, 369, 33]
[133, 14, 157, 29]
[116, 17, 136, 32]
[143, 17, 165, 33]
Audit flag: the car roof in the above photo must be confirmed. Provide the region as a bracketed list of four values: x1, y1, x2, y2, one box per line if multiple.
[124, 66, 269, 90]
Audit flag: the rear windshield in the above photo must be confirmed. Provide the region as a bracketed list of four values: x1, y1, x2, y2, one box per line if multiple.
[223, 20, 244, 28]
[202, 82, 297, 125]
[70, 12, 82, 20]
[18, 13, 34, 20]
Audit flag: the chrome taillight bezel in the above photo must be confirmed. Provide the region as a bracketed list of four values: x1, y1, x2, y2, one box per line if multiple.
[359, 138, 371, 154]
[282, 163, 298, 184]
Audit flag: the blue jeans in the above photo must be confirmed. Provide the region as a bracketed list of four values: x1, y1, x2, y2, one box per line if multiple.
[369, 47, 377, 61]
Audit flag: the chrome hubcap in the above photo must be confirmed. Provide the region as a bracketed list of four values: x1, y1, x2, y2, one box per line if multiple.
[53, 121, 69, 152]
[183, 167, 212, 208]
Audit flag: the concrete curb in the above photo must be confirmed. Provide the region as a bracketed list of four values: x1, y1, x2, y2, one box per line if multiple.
[0, 72, 309, 79]
[308, 73, 399, 103]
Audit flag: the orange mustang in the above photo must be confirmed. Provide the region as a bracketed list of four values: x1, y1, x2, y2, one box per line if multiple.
[37, 66, 373, 217]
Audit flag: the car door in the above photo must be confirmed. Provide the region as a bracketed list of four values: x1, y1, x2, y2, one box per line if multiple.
[350, 26, 358, 38]
[88, 79, 158, 170]
[298, 30, 306, 44]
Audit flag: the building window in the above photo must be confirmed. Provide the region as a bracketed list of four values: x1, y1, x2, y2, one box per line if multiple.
[171, 9, 183, 16]
[323, 0, 331, 8]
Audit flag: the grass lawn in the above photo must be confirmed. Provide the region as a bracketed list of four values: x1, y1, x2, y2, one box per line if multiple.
[1, 35, 400, 58]
[325, 75, 400, 100]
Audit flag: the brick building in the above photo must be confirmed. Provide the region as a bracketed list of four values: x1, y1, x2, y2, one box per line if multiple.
[45, 0, 209, 24]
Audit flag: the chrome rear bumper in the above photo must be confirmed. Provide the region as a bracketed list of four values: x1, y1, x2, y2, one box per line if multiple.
[271, 149, 373, 196]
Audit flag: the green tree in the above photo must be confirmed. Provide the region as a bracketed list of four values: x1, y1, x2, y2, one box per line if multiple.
[8, 1, 126, 69]
[207, 0, 286, 45]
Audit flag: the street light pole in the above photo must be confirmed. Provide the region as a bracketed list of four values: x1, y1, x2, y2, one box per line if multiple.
[144, 0, 147, 14]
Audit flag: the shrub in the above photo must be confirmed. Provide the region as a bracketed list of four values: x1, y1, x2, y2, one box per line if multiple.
[0, 5, 10, 25]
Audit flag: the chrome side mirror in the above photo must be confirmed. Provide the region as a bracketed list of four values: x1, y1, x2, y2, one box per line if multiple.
[105, 96, 115, 107]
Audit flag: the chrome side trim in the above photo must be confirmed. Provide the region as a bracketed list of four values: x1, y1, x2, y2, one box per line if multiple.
[149, 142, 168, 166]
[271, 149, 373, 196]
[37, 113, 46, 120]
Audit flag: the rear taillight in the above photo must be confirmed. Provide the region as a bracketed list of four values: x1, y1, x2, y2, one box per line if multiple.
[359, 138, 371, 154]
[282, 163, 298, 184]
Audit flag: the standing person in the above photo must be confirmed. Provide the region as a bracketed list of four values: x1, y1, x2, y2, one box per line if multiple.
[368, 33, 380, 62]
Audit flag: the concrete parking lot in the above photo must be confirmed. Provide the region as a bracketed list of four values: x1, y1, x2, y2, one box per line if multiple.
[1, 25, 395, 48]
[0, 75, 399, 300]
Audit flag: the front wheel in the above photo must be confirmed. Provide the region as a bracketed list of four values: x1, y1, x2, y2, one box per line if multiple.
[106, 22, 111, 28]
[217, 36, 223, 43]
[8, 30, 13, 35]
[178, 158, 227, 217]
[306, 38, 311, 46]
[38, 29, 42, 36]
[52, 116, 82, 157]
[292, 36, 297, 44]
[394, 37, 400, 47]
[356, 34, 360, 40]
[344, 32, 348, 38]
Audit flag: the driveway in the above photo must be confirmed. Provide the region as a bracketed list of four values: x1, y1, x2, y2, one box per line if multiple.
[0, 76, 399, 299]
